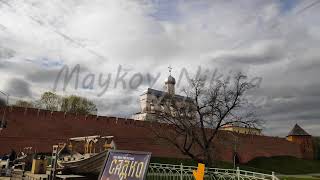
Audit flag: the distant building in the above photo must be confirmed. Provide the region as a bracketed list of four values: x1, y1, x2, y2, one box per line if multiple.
[221, 124, 262, 135]
[287, 124, 314, 159]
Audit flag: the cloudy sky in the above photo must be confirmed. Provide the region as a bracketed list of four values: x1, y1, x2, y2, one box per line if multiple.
[0, 0, 319, 136]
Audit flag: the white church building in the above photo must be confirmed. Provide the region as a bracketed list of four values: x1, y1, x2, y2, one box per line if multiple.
[132, 73, 192, 121]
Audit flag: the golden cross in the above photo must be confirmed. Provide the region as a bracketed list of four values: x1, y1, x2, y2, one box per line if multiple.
[168, 65, 173, 75]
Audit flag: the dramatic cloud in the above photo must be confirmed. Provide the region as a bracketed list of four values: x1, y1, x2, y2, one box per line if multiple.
[0, 0, 319, 136]
[4, 78, 32, 98]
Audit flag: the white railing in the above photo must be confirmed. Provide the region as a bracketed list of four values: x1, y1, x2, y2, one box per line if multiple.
[147, 163, 279, 180]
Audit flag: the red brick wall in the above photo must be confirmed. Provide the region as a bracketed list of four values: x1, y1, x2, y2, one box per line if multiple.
[0, 107, 304, 163]
[287, 135, 314, 159]
[214, 133, 303, 163]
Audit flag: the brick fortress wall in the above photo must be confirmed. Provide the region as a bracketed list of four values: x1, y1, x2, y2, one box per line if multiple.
[0, 106, 304, 163]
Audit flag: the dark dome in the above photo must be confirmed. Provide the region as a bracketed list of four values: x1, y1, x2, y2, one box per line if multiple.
[165, 75, 176, 84]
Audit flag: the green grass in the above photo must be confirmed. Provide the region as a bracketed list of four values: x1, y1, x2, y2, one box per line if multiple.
[150, 156, 272, 175]
[150, 157, 198, 166]
[150, 157, 235, 168]
[150, 156, 320, 175]
[244, 156, 320, 175]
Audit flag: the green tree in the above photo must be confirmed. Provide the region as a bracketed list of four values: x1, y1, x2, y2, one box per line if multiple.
[61, 95, 97, 115]
[15, 100, 34, 108]
[39, 92, 61, 111]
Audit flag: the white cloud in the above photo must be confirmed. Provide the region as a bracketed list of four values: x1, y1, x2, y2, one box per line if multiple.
[0, 0, 319, 136]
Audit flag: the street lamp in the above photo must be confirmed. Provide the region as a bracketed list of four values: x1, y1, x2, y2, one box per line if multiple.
[0, 90, 9, 128]
[0, 90, 9, 105]
[227, 131, 239, 169]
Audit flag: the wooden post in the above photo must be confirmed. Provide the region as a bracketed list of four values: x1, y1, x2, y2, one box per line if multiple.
[89, 142, 93, 154]
[68, 142, 73, 151]
[50, 145, 59, 180]
[272, 172, 275, 180]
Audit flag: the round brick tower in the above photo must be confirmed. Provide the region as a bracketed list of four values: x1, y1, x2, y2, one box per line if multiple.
[286, 124, 314, 159]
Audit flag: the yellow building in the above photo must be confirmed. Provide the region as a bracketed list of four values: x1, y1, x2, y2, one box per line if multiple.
[221, 124, 262, 135]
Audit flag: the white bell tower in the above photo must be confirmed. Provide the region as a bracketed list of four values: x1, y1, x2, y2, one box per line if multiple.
[165, 66, 176, 95]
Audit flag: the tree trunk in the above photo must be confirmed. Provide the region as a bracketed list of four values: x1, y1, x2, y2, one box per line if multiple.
[205, 149, 214, 167]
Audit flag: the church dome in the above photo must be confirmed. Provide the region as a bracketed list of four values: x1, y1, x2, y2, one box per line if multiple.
[165, 75, 176, 84]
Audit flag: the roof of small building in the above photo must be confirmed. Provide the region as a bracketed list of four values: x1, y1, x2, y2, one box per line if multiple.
[287, 124, 311, 136]
[143, 88, 192, 101]
[221, 124, 262, 131]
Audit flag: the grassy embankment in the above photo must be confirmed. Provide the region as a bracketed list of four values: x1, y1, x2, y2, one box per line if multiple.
[151, 156, 320, 179]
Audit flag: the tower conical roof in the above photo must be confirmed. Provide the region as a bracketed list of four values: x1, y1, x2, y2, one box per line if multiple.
[165, 75, 176, 84]
[287, 124, 310, 136]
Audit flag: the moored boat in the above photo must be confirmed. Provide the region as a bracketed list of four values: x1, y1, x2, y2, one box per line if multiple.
[57, 135, 116, 175]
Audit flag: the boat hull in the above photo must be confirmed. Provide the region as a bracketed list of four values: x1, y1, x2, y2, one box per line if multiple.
[58, 151, 108, 175]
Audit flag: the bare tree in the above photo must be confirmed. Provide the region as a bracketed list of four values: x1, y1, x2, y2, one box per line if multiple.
[35, 92, 97, 115]
[39, 92, 61, 111]
[150, 72, 261, 167]
[61, 95, 97, 115]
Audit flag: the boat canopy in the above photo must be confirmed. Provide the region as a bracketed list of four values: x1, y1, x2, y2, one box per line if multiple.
[69, 135, 114, 143]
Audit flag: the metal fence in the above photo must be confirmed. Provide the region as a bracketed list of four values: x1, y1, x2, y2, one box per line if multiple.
[147, 163, 278, 180]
